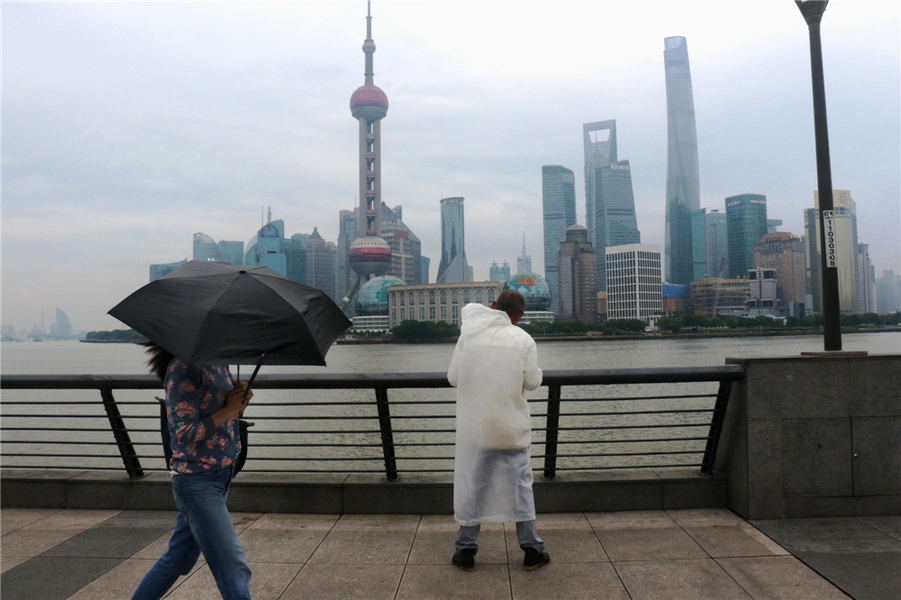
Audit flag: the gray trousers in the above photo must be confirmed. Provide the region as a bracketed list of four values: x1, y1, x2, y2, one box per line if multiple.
[455, 519, 544, 552]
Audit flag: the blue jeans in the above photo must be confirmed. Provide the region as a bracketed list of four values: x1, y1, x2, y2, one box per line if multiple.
[456, 519, 544, 552]
[132, 466, 251, 600]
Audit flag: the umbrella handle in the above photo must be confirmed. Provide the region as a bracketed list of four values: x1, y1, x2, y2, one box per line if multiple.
[243, 353, 266, 400]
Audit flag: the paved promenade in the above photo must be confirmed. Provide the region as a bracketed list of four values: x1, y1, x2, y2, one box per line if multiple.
[2, 507, 898, 599]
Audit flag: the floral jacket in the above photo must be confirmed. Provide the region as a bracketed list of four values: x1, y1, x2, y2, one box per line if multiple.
[164, 359, 241, 474]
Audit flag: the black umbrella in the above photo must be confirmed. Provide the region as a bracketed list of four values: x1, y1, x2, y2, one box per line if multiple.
[109, 261, 351, 385]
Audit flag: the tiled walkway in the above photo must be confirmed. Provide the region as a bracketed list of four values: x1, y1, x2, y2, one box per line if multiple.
[2, 508, 897, 599]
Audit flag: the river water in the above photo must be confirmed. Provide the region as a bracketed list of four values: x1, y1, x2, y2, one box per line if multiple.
[2, 332, 898, 473]
[2, 331, 898, 375]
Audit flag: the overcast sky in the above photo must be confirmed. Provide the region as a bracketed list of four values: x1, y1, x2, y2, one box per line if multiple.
[2, 0, 899, 333]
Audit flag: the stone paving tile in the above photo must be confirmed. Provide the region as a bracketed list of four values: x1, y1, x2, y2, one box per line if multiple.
[857, 515, 901, 541]
[684, 525, 790, 558]
[240, 527, 331, 564]
[598, 526, 708, 561]
[585, 509, 679, 530]
[1, 527, 90, 558]
[753, 517, 901, 553]
[281, 563, 404, 600]
[667, 508, 748, 527]
[615, 558, 754, 600]
[1, 555, 122, 600]
[396, 564, 511, 600]
[331, 513, 421, 532]
[67, 557, 163, 600]
[0, 507, 60, 535]
[0, 555, 29, 573]
[166, 561, 302, 600]
[795, 550, 901, 600]
[308, 529, 415, 564]
[716, 556, 851, 600]
[509, 561, 630, 600]
[43, 522, 173, 559]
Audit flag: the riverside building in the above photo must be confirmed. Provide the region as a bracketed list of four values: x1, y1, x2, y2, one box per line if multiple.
[605, 244, 662, 324]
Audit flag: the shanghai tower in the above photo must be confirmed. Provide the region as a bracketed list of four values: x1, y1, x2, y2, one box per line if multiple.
[663, 36, 701, 285]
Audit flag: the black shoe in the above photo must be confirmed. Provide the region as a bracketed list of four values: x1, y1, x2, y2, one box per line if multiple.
[523, 547, 550, 571]
[452, 548, 476, 571]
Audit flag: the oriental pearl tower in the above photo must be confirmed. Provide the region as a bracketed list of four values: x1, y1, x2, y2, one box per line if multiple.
[343, 1, 391, 311]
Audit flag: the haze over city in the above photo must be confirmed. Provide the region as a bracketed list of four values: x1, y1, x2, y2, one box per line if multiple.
[2, 0, 899, 333]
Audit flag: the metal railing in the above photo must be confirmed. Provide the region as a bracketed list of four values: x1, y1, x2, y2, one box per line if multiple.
[1, 366, 744, 480]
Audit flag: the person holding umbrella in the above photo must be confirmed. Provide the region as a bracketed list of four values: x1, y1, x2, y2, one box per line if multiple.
[132, 341, 253, 600]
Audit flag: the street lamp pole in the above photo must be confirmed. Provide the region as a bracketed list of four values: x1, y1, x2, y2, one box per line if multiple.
[795, 0, 842, 351]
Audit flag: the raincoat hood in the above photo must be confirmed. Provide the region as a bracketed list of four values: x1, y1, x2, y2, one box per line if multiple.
[459, 302, 512, 336]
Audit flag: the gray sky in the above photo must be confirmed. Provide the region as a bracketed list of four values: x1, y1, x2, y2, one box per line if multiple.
[3, 0, 899, 332]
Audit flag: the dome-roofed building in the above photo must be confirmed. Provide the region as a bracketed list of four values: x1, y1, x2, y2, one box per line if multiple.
[352, 275, 405, 332]
[504, 272, 554, 324]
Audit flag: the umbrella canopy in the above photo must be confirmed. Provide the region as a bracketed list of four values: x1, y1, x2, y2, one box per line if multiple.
[109, 261, 351, 367]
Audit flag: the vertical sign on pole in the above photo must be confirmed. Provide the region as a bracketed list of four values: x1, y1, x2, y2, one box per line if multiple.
[822, 209, 837, 268]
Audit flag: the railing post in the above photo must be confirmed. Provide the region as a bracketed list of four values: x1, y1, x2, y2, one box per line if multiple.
[700, 380, 733, 475]
[374, 387, 398, 481]
[543, 384, 561, 479]
[99, 387, 145, 479]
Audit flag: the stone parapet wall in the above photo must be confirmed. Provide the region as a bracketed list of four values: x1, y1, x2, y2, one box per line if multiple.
[719, 353, 901, 519]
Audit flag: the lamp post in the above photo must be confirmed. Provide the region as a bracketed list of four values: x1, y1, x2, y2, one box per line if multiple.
[795, 0, 842, 351]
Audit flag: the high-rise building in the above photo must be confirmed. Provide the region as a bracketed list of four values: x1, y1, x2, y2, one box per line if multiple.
[437, 196, 470, 283]
[754, 232, 806, 315]
[605, 243, 662, 324]
[704, 209, 728, 279]
[193, 233, 243, 265]
[49, 308, 73, 338]
[149, 260, 187, 281]
[345, 4, 391, 307]
[517, 235, 532, 275]
[376, 204, 423, 285]
[305, 227, 337, 301]
[557, 224, 597, 322]
[857, 243, 876, 314]
[592, 160, 641, 292]
[726, 194, 768, 278]
[876, 270, 901, 314]
[244, 219, 288, 276]
[489, 260, 511, 282]
[335, 210, 356, 301]
[663, 36, 701, 285]
[804, 190, 860, 314]
[583, 120, 617, 248]
[690, 276, 751, 317]
[747, 267, 779, 315]
[542, 165, 577, 313]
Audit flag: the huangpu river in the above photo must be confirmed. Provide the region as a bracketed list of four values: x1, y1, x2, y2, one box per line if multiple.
[2, 332, 898, 472]
[2, 331, 899, 375]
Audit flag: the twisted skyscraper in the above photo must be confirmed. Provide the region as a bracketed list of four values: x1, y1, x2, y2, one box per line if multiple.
[663, 36, 701, 285]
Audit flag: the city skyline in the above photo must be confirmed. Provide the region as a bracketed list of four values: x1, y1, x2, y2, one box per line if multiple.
[2, 1, 899, 331]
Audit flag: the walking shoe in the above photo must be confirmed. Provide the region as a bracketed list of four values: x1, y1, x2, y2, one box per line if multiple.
[523, 547, 550, 571]
[452, 548, 476, 571]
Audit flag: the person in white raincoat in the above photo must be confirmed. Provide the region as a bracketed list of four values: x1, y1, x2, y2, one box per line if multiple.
[447, 290, 550, 571]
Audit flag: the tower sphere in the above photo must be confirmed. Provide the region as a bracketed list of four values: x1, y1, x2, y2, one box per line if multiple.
[348, 235, 391, 278]
[504, 272, 552, 311]
[356, 275, 405, 316]
[350, 84, 388, 121]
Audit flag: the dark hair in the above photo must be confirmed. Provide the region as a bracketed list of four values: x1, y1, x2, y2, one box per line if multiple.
[494, 290, 526, 316]
[140, 340, 173, 381]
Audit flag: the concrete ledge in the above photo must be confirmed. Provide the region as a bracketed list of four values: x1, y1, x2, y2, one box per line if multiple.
[1, 468, 728, 514]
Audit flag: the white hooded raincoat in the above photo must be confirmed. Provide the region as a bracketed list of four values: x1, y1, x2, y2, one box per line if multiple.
[448, 303, 543, 526]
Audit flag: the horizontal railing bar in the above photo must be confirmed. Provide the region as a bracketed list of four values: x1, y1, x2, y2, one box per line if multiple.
[0, 366, 745, 390]
[557, 409, 714, 417]
[553, 423, 709, 431]
[556, 437, 709, 444]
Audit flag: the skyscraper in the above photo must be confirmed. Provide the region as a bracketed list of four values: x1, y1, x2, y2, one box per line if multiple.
[542, 165, 577, 313]
[754, 231, 807, 315]
[193, 233, 243, 266]
[583, 120, 617, 251]
[725, 194, 768, 278]
[704, 209, 728, 278]
[345, 3, 391, 307]
[437, 196, 469, 283]
[592, 160, 641, 291]
[663, 36, 701, 285]
[605, 243, 662, 323]
[804, 190, 860, 314]
[557, 224, 597, 323]
[517, 235, 532, 275]
[489, 260, 512, 282]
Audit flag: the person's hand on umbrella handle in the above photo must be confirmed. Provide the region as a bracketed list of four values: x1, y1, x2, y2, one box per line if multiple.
[231, 381, 253, 418]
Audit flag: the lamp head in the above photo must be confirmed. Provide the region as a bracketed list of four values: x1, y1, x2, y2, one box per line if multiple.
[795, 0, 828, 25]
